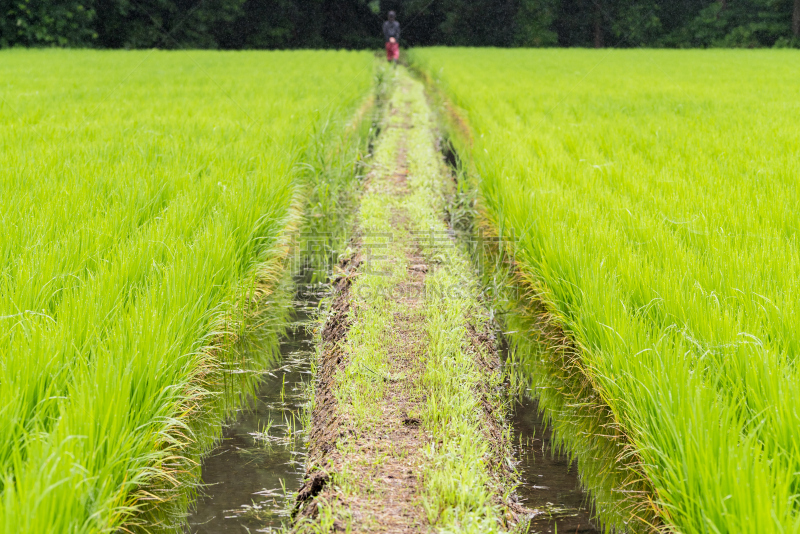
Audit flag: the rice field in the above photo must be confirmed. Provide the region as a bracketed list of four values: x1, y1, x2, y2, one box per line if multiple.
[410, 48, 800, 533]
[4, 45, 799, 534]
[0, 49, 372, 533]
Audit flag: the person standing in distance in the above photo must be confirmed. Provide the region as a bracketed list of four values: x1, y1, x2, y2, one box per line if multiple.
[383, 11, 400, 65]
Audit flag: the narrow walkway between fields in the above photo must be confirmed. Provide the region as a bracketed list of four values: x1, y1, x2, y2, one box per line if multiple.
[291, 69, 525, 533]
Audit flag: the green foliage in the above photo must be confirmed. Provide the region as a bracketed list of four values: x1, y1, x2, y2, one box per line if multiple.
[685, 0, 795, 47]
[1, 0, 799, 48]
[514, 0, 559, 46]
[610, 0, 663, 46]
[0, 0, 97, 46]
[0, 48, 372, 533]
[92, 0, 247, 48]
[412, 48, 800, 533]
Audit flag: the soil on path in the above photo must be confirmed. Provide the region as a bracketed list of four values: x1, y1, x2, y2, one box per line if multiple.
[291, 70, 522, 533]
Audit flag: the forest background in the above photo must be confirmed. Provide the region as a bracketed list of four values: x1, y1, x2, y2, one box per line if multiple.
[0, 0, 800, 49]
[3, 0, 799, 49]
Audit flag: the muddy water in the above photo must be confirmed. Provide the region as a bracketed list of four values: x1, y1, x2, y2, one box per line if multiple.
[186, 283, 322, 534]
[512, 394, 600, 533]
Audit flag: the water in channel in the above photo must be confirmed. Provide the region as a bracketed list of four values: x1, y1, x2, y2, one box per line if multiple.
[186, 282, 322, 534]
[512, 395, 600, 533]
[185, 284, 599, 533]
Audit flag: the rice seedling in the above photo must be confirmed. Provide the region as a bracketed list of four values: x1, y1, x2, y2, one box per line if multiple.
[0, 49, 372, 533]
[411, 48, 800, 533]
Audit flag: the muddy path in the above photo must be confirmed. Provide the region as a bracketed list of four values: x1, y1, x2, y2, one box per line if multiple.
[278, 68, 603, 534]
[289, 70, 521, 533]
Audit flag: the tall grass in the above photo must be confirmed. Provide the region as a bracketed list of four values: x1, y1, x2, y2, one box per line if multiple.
[411, 48, 800, 533]
[0, 49, 372, 532]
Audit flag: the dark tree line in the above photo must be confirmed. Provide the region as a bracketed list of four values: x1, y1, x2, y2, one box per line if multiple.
[1, 0, 799, 48]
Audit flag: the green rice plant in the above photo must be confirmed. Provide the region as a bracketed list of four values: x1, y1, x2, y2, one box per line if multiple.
[0, 49, 372, 533]
[410, 48, 800, 533]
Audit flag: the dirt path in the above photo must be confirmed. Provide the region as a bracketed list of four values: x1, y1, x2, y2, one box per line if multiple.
[291, 70, 525, 533]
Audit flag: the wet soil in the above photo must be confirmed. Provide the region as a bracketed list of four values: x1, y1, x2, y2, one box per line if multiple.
[295, 170, 432, 532]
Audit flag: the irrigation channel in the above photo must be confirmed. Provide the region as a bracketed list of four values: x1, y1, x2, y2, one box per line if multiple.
[187, 68, 598, 533]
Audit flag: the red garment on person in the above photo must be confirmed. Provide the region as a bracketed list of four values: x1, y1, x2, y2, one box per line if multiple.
[385, 41, 399, 61]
